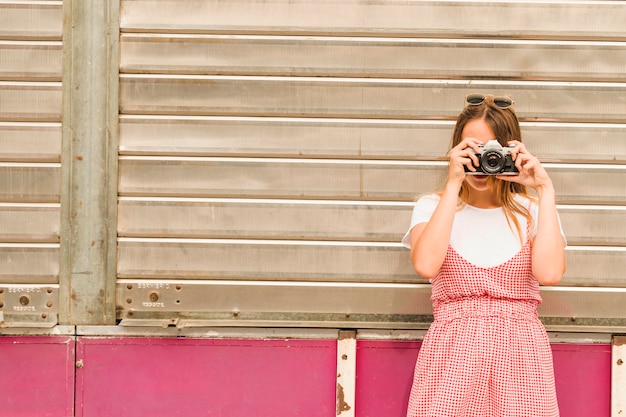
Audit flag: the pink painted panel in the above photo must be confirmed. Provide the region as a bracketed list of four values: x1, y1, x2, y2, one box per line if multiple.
[355, 340, 611, 417]
[355, 340, 420, 417]
[0, 336, 75, 417]
[75, 337, 337, 417]
[552, 343, 612, 417]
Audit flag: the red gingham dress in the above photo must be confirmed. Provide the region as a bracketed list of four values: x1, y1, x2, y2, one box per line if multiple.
[406, 225, 560, 417]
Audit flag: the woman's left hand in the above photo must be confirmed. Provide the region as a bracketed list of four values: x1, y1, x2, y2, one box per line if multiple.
[496, 140, 553, 190]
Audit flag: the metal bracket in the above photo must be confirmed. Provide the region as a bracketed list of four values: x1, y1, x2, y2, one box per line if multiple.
[0, 285, 58, 328]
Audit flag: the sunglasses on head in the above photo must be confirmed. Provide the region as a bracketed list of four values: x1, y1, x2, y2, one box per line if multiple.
[465, 93, 514, 109]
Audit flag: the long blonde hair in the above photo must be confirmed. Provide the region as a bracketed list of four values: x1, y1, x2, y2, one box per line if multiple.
[448, 97, 534, 242]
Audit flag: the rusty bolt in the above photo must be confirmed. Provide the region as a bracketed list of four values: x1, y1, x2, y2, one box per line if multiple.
[149, 291, 159, 302]
[19, 295, 30, 306]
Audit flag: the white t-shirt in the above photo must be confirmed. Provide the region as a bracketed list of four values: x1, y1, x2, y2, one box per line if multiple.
[402, 193, 566, 268]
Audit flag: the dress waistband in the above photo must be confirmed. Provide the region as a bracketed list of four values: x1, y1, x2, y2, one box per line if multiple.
[433, 297, 539, 322]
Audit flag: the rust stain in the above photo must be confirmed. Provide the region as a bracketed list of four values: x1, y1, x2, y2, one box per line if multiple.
[336, 383, 351, 415]
[614, 336, 626, 347]
[338, 330, 357, 341]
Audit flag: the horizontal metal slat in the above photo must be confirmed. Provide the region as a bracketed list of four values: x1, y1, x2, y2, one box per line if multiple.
[119, 76, 626, 122]
[0, 122, 61, 162]
[0, 243, 58, 284]
[120, 0, 626, 40]
[118, 157, 626, 204]
[564, 247, 626, 287]
[116, 279, 626, 330]
[0, 41, 62, 80]
[116, 199, 412, 242]
[117, 198, 626, 246]
[120, 34, 626, 81]
[0, 163, 60, 202]
[0, 2, 63, 40]
[0, 82, 61, 121]
[117, 239, 417, 283]
[117, 157, 444, 200]
[0, 203, 59, 242]
[117, 239, 626, 287]
[559, 206, 626, 246]
[119, 116, 626, 163]
[117, 279, 433, 328]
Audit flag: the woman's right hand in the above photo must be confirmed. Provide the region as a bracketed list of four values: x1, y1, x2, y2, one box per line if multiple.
[448, 137, 482, 182]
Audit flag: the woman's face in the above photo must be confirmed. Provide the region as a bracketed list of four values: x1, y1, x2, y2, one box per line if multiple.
[461, 118, 498, 193]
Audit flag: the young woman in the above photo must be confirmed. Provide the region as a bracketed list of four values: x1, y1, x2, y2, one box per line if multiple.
[402, 94, 566, 417]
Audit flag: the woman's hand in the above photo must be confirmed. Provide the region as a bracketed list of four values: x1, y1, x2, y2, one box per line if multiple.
[497, 140, 552, 191]
[448, 137, 483, 183]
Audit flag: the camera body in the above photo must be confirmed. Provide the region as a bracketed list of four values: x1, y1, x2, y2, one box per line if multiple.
[465, 140, 519, 175]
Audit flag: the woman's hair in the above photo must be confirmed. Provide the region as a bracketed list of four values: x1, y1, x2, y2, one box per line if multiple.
[449, 97, 534, 242]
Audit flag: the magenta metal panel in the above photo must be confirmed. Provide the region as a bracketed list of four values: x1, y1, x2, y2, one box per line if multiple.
[75, 337, 337, 417]
[355, 341, 611, 417]
[355, 340, 420, 417]
[0, 336, 75, 417]
[552, 343, 612, 417]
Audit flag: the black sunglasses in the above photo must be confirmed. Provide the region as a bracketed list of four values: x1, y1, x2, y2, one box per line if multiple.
[465, 93, 514, 109]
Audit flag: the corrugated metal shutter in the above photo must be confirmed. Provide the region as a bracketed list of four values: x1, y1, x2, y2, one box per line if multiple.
[0, 1, 63, 327]
[117, 0, 626, 330]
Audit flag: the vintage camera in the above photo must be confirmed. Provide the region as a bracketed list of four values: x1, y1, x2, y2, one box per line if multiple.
[465, 140, 519, 175]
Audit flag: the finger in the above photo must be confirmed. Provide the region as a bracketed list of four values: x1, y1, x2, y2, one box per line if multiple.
[507, 140, 526, 160]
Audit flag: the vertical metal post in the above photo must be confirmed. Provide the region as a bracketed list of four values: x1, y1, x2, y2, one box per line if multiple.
[613, 336, 626, 417]
[336, 330, 357, 417]
[59, 0, 119, 324]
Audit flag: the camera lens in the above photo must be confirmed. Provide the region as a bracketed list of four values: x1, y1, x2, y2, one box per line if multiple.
[481, 151, 505, 174]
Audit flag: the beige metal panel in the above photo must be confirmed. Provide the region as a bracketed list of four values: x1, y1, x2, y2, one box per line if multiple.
[0, 203, 59, 242]
[118, 198, 626, 246]
[117, 157, 446, 200]
[119, 116, 455, 159]
[117, 198, 411, 241]
[0, 163, 60, 202]
[0, 122, 61, 162]
[521, 122, 626, 163]
[120, 34, 626, 81]
[559, 206, 626, 246]
[0, 41, 62, 80]
[119, 76, 626, 122]
[119, 116, 626, 163]
[118, 157, 626, 203]
[0, 82, 61, 121]
[547, 164, 626, 204]
[565, 247, 626, 287]
[0, 243, 59, 284]
[117, 239, 417, 283]
[117, 279, 433, 328]
[120, 0, 626, 40]
[0, 284, 59, 327]
[0, 1, 63, 40]
[539, 287, 626, 323]
[117, 239, 626, 286]
[116, 279, 626, 329]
